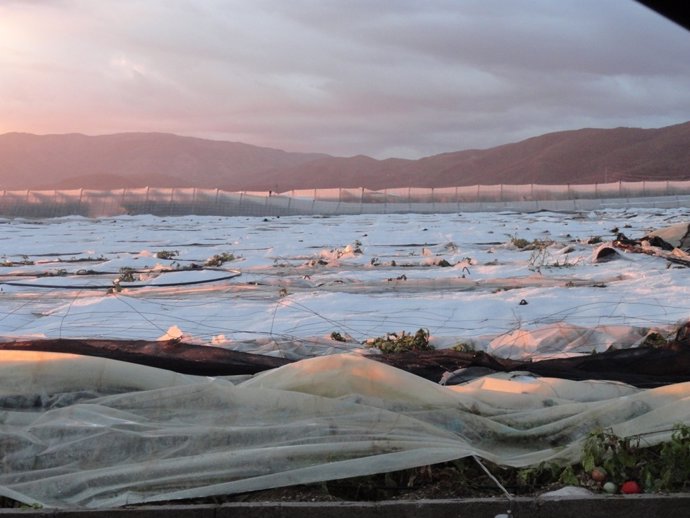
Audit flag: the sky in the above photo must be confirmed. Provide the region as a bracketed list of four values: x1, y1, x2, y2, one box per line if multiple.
[1, 0, 690, 159]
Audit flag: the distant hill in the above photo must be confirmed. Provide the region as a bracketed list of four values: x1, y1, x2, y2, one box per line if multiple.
[0, 133, 327, 191]
[1, 123, 689, 192]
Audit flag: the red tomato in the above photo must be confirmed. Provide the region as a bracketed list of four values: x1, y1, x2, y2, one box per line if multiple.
[620, 481, 641, 494]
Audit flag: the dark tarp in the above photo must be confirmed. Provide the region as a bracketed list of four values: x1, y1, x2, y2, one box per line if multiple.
[0, 338, 291, 376]
[2, 337, 689, 388]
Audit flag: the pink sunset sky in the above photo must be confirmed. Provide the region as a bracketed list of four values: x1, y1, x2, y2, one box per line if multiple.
[1, 0, 690, 159]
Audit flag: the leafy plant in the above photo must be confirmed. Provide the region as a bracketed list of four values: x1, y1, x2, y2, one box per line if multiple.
[451, 341, 475, 352]
[581, 429, 641, 483]
[655, 424, 690, 491]
[117, 267, 136, 283]
[1, 255, 34, 267]
[76, 269, 99, 275]
[58, 255, 107, 263]
[43, 269, 67, 277]
[581, 425, 690, 492]
[511, 236, 553, 251]
[516, 461, 577, 492]
[365, 328, 434, 354]
[528, 248, 580, 272]
[205, 252, 236, 267]
[156, 250, 179, 260]
[640, 331, 669, 348]
[511, 236, 531, 249]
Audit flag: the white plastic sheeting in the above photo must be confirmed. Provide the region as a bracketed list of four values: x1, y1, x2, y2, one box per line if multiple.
[2, 350, 689, 508]
[2, 183, 690, 217]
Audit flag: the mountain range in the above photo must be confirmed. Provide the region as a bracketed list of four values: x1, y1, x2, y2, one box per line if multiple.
[1, 122, 689, 192]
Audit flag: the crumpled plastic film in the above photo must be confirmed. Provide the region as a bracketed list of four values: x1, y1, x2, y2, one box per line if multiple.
[2, 351, 689, 508]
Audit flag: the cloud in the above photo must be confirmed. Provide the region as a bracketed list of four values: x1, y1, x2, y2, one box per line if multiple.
[1, 0, 690, 158]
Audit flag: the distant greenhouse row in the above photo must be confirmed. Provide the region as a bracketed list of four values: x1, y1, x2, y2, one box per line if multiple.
[2, 181, 690, 217]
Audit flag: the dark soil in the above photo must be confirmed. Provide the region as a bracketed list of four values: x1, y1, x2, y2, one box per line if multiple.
[0, 461, 544, 509]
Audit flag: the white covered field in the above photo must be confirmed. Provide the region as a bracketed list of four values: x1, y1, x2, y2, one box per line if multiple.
[3, 208, 690, 508]
[1, 208, 690, 358]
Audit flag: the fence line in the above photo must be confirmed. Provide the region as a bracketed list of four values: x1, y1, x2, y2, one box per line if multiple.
[1, 181, 690, 218]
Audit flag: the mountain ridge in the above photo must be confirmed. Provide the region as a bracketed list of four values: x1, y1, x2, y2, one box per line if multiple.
[1, 122, 689, 191]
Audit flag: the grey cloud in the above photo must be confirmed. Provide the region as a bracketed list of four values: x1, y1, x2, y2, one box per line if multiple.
[2, 0, 689, 159]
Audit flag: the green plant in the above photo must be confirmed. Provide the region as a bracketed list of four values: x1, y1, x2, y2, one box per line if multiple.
[45, 269, 67, 277]
[516, 461, 577, 492]
[1, 255, 34, 267]
[655, 425, 690, 491]
[365, 328, 434, 354]
[205, 252, 236, 267]
[306, 258, 329, 267]
[640, 331, 669, 348]
[581, 429, 641, 483]
[451, 341, 475, 352]
[58, 255, 107, 263]
[581, 425, 690, 492]
[528, 248, 580, 272]
[511, 236, 531, 249]
[156, 250, 179, 260]
[511, 236, 553, 251]
[118, 267, 136, 283]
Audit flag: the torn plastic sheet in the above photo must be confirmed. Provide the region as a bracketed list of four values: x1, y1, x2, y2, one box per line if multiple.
[2, 351, 690, 509]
